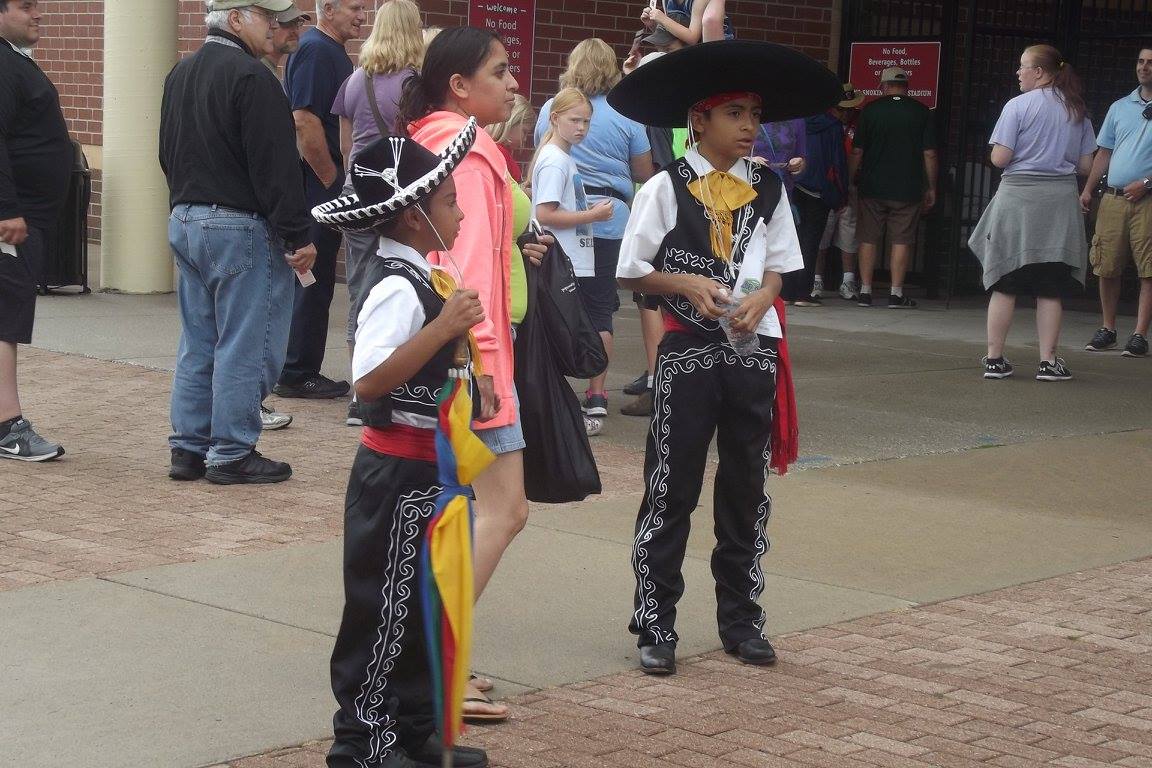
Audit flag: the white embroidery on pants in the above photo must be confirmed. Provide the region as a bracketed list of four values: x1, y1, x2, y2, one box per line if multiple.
[354, 486, 438, 766]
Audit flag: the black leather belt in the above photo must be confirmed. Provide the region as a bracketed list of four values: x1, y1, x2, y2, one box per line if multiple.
[1105, 186, 1130, 197]
[584, 185, 628, 203]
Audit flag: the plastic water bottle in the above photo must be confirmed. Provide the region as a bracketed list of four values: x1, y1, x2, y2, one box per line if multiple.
[717, 284, 761, 356]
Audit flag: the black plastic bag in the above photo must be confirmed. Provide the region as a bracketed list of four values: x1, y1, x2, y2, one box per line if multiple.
[514, 243, 602, 504]
[520, 231, 607, 379]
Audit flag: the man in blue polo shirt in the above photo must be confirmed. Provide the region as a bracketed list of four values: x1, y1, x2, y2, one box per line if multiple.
[275, 0, 366, 402]
[1080, 47, 1152, 358]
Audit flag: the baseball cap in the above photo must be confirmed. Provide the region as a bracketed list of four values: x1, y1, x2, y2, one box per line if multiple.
[208, 1, 295, 13]
[275, 6, 312, 23]
[880, 66, 909, 83]
[838, 82, 865, 108]
[643, 11, 690, 47]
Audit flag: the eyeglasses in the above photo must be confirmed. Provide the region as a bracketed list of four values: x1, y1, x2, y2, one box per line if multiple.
[244, 6, 280, 26]
[1143, 104, 1152, 120]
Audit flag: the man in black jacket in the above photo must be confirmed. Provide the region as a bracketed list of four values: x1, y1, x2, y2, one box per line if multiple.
[0, 0, 70, 462]
[159, 0, 316, 485]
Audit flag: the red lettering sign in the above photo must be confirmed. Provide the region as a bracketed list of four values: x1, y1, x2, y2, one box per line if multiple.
[468, 0, 536, 97]
[848, 42, 941, 109]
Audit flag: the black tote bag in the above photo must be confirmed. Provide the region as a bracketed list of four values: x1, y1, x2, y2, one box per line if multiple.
[513, 242, 602, 503]
[530, 234, 608, 380]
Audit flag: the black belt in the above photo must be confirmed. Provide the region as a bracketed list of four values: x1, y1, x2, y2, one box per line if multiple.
[1105, 186, 1131, 197]
[584, 185, 628, 204]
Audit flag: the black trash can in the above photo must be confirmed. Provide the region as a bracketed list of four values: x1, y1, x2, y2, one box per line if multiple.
[39, 140, 91, 294]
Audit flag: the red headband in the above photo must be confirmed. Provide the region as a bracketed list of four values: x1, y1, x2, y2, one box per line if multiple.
[690, 91, 762, 113]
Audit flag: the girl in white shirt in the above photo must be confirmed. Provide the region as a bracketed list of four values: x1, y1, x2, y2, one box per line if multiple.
[530, 87, 615, 419]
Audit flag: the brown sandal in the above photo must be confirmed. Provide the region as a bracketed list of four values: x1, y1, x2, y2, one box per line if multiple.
[462, 691, 509, 724]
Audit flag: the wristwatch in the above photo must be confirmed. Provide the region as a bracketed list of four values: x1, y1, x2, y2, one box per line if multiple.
[1143, 177, 1152, 191]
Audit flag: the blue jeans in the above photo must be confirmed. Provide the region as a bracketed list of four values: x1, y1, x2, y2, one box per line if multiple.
[168, 204, 293, 465]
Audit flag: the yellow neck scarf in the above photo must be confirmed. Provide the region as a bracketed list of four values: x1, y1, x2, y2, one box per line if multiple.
[429, 268, 484, 374]
[687, 170, 757, 261]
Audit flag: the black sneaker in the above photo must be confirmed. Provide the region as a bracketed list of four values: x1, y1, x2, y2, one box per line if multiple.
[857, 292, 873, 307]
[1036, 358, 1072, 382]
[582, 393, 608, 417]
[1085, 327, 1117, 351]
[888, 294, 918, 309]
[982, 356, 1014, 379]
[346, 400, 363, 427]
[794, 294, 823, 307]
[1122, 333, 1149, 358]
[273, 374, 350, 399]
[624, 372, 649, 396]
[204, 450, 292, 484]
[169, 447, 206, 480]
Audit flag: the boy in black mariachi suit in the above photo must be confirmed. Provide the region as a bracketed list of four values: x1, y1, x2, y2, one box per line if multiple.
[609, 41, 841, 675]
[311, 121, 491, 768]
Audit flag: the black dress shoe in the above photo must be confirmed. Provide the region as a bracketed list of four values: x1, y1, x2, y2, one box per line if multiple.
[273, 374, 350, 399]
[729, 637, 778, 665]
[639, 643, 676, 675]
[204, 450, 292, 485]
[169, 448, 206, 481]
[409, 734, 488, 768]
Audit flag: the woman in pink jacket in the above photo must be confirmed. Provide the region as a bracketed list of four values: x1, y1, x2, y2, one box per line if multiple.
[398, 26, 537, 724]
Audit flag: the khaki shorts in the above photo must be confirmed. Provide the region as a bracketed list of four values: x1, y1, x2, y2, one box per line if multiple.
[856, 196, 922, 246]
[819, 205, 857, 253]
[1090, 193, 1152, 278]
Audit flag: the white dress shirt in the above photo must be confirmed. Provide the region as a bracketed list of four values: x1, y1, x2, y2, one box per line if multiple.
[616, 148, 803, 338]
[352, 238, 438, 385]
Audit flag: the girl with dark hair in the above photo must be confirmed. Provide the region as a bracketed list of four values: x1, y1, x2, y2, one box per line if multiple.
[968, 45, 1096, 382]
[399, 26, 543, 724]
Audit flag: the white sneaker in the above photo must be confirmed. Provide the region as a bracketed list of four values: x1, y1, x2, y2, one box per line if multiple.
[584, 416, 603, 436]
[260, 405, 292, 430]
[839, 280, 859, 300]
[811, 277, 825, 298]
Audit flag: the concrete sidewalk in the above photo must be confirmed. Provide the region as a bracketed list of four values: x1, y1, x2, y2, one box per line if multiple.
[2, 288, 1151, 768]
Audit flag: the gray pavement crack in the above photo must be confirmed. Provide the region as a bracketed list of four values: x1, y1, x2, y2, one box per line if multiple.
[96, 576, 337, 639]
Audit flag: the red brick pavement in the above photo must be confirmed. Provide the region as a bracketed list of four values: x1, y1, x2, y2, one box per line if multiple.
[210, 559, 1152, 768]
[0, 348, 644, 591]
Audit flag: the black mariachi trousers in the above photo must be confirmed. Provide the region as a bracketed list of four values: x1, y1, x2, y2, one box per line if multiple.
[328, 445, 439, 768]
[629, 331, 778, 651]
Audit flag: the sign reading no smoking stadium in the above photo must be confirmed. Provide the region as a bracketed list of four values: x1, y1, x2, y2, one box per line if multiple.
[848, 41, 941, 109]
[468, 0, 537, 96]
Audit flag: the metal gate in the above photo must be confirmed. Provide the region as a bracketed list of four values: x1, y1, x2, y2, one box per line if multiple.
[842, 0, 1152, 297]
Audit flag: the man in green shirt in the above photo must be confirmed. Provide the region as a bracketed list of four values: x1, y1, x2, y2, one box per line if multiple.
[849, 66, 937, 308]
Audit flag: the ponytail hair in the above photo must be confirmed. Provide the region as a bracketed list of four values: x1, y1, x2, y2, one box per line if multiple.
[396, 26, 501, 136]
[526, 87, 593, 182]
[1025, 44, 1087, 123]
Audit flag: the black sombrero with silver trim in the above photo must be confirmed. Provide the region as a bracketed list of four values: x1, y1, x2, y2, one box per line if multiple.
[312, 117, 478, 232]
[606, 40, 842, 127]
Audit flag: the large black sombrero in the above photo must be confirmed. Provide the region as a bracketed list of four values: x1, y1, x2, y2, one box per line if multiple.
[607, 40, 842, 127]
[312, 117, 478, 232]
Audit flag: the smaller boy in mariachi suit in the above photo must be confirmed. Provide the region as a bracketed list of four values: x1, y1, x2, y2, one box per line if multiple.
[608, 41, 841, 675]
[311, 120, 491, 768]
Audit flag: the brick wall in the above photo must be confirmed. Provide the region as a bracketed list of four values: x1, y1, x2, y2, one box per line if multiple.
[31, 0, 835, 242]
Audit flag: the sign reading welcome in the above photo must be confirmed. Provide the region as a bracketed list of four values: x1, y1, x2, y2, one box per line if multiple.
[468, 1, 537, 97]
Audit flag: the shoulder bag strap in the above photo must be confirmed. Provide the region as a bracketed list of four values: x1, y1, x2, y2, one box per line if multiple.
[362, 70, 391, 138]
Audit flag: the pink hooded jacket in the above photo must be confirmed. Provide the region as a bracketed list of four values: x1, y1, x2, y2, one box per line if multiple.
[410, 111, 516, 429]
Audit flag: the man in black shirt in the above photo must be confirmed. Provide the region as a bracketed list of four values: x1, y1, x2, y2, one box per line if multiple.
[0, 0, 70, 462]
[159, 0, 316, 485]
[274, 0, 366, 402]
